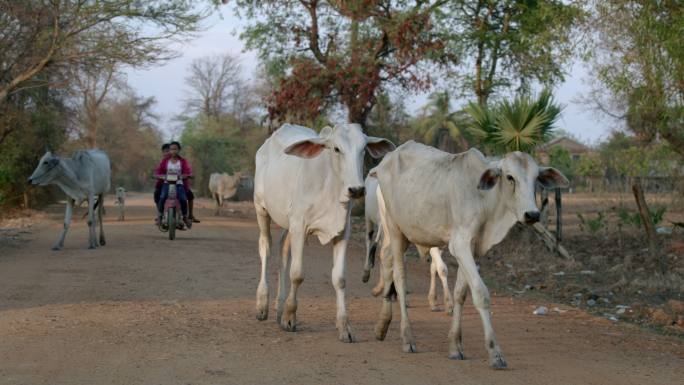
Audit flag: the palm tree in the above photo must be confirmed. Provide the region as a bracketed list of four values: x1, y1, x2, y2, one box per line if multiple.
[414, 91, 469, 153]
[465, 89, 562, 154]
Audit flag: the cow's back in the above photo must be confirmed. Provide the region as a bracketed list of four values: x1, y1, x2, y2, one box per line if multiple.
[375, 141, 488, 245]
[75, 150, 111, 194]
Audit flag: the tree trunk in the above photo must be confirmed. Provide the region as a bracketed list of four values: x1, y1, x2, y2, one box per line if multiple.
[631, 178, 661, 269]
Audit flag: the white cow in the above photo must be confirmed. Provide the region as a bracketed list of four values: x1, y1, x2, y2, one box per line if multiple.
[253, 123, 394, 342]
[373, 141, 568, 368]
[28, 150, 111, 250]
[363, 174, 453, 314]
[115, 187, 126, 221]
[209, 172, 243, 215]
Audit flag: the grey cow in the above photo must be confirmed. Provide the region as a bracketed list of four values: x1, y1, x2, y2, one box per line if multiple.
[28, 149, 111, 250]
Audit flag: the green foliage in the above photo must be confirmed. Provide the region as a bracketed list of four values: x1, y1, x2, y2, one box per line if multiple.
[180, 115, 252, 197]
[587, 0, 684, 157]
[438, 0, 583, 105]
[412, 91, 471, 153]
[465, 89, 562, 154]
[0, 87, 68, 208]
[599, 132, 682, 178]
[548, 147, 574, 181]
[578, 212, 606, 234]
[616, 206, 667, 229]
[576, 153, 603, 177]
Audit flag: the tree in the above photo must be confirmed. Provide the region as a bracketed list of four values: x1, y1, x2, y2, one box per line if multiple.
[70, 63, 122, 148]
[413, 91, 469, 152]
[183, 53, 243, 120]
[0, 0, 209, 145]
[438, 0, 582, 105]
[585, 0, 684, 157]
[365, 92, 409, 145]
[230, 0, 451, 128]
[465, 89, 561, 154]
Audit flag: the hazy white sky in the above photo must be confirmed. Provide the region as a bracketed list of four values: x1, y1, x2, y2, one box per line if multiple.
[125, 7, 614, 145]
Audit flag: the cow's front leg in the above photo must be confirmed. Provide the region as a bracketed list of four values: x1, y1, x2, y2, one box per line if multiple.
[280, 228, 305, 332]
[447, 267, 468, 360]
[255, 204, 272, 321]
[331, 230, 355, 343]
[87, 194, 98, 249]
[275, 230, 291, 324]
[53, 198, 74, 250]
[449, 237, 507, 369]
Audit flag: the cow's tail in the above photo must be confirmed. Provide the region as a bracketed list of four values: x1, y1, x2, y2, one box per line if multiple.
[214, 192, 221, 208]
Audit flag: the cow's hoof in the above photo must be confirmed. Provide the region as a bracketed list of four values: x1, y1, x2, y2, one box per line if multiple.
[338, 324, 355, 343]
[100, 240, 106, 246]
[362, 270, 370, 283]
[280, 319, 296, 332]
[338, 330, 355, 343]
[430, 306, 441, 312]
[491, 357, 508, 370]
[402, 342, 417, 353]
[52, 246, 62, 251]
[448, 351, 465, 360]
[489, 349, 507, 369]
[371, 285, 383, 297]
[256, 310, 268, 321]
[88, 245, 96, 250]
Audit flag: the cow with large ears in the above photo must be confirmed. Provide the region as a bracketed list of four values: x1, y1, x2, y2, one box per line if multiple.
[253, 123, 395, 342]
[373, 141, 568, 368]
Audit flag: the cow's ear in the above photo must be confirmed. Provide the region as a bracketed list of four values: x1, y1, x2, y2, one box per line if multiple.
[537, 167, 569, 189]
[366, 137, 396, 159]
[477, 167, 501, 190]
[284, 138, 327, 158]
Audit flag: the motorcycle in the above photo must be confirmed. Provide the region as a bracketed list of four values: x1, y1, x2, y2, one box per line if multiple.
[157, 173, 191, 240]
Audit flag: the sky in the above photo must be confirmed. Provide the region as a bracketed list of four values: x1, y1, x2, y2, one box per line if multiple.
[125, 6, 614, 146]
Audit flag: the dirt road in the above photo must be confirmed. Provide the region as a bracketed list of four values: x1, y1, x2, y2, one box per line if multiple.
[0, 194, 681, 385]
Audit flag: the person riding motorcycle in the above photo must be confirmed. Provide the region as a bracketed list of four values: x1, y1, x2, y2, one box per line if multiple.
[154, 141, 193, 229]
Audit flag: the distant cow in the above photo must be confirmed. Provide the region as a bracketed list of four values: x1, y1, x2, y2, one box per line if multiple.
[363, 174, 453, 314]
[28, 150, 111, 250]
[115, 187, 126, 221]
[209, 172, 243, 215]
[373, 141, 568, 368]
[253, 123, 394, 342]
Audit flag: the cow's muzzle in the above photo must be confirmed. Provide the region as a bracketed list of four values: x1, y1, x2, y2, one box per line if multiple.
[524, 211, 540, 224]
[348, 186, 365, 199]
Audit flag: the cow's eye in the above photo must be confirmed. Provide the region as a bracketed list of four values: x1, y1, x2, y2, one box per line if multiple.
[506, 175, 515, 182]
[334, 147, 341, 153]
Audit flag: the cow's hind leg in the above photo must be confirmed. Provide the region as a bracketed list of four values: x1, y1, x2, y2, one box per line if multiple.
[53, 198, 74, 250]
[331, 222, 355, 343]
[280, 228, 305, 332]
[374, 234, 394, 340]
[362, 218, 375, 283]
[430, 248, 453, 314]
[449, 237, 506, 369]
[98, 194, 106, 246]
[447, 267, 469, 360]
[275, 229, 291, 324]
[87, 194, 98, 249]
[255, 204, 272, 320]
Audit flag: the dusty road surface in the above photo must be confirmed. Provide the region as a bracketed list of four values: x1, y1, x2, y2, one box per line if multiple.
[0, 194, 682, 385]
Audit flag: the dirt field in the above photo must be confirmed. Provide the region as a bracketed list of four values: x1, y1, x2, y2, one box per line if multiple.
[0, 194, 682, 385]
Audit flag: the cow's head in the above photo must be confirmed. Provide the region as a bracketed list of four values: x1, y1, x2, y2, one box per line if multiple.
[284, 123, 395, 200]
[27, 151, 61, 186]
[478, 151, 568, 225]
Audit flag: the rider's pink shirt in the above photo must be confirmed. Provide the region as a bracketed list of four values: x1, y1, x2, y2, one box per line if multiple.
[155, 156, 193, 189]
